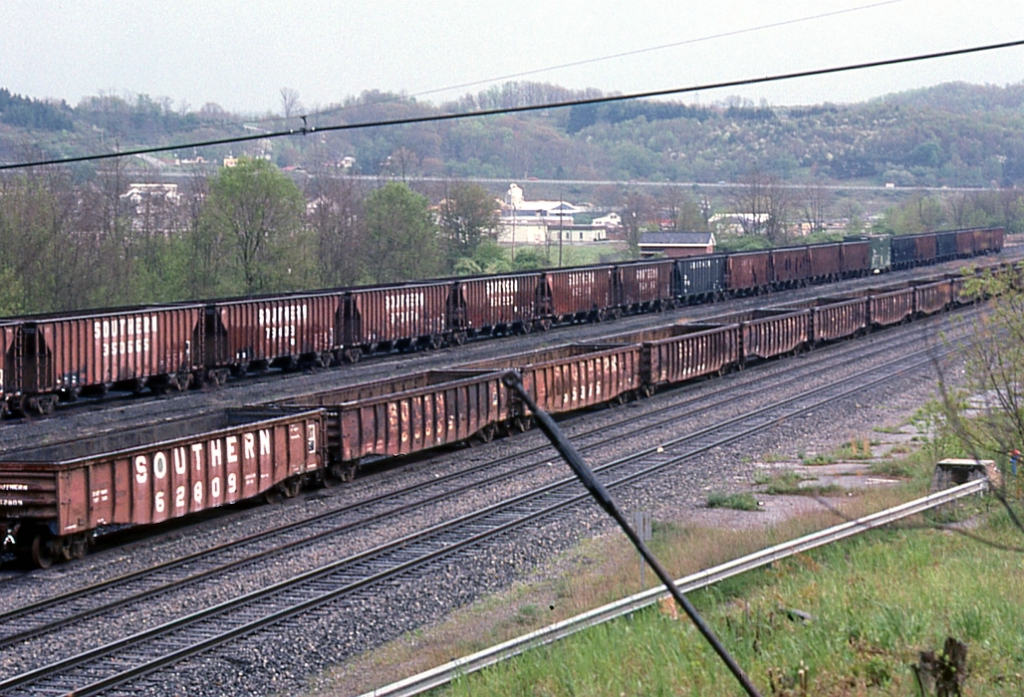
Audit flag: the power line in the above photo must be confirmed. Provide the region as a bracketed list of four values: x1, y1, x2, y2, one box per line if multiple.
[3, 37, 1023, 172]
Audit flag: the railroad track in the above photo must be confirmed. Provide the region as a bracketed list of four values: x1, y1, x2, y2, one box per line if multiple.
[0, 311, 968, 696]
[0, 252, 1002, 454]
[0, 308, 960, 651]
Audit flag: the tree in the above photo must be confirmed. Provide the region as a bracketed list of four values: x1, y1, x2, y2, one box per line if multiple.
[438, 181, 498, 268]
[279, 87, 302, 119]
[621, 191, 657, 258]
[201, 158, 307, 295]
[730, 167, 790, 243]
[360, 182, 441, 283]
[305, 166, 363, 288]
[800, 183, 832, 236]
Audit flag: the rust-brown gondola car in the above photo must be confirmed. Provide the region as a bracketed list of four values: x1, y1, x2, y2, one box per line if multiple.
[590, 323, 741, 393]
[0, 408, 324, 566]
[278, 370, 510, 478]
[711, 309, 811, 364]
[454, 273, 542, 337]
[839, 239, 871, 278]
[462, 344, 642, 417]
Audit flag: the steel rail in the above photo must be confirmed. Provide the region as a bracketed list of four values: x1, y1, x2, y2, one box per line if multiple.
[360, 479, 989, 697]
[0, 305, 955, 650]
[0, 326, 956, 695]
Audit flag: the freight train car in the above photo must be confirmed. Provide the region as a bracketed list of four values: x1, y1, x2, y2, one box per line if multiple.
[0, 408, 324, 567]
[3, 304, 205, 415]
[542, 266, 616, 323]
[277, 370, 510, 479]
[204, 293, 341, 378]
[674, 255, 726, 302]
[616, 259, 675, 314]
[343, 282, 452, 355]
[589, 323, 741, 394]
[0, 228, 1005, 417]
[726, 251, 771, 295]
[451, 274, 542, 338]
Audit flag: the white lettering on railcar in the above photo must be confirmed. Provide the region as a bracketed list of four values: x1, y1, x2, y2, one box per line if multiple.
[567, 271, 595, 300]
[244, 433, 255, 460]
[0, 499, 23, 507]
[175, 485, 186, 509]
[226, 436, 238, 464]
[154, 452, 167, 480]
[385, 292, 425, 327]
[91, 488, 109, 504]
[228, 472, 237, 494]
[259, 429, 271, 457]
[259, 304, 308, 346]
[486, 278, 521, 309]
[93, 315, 158, 358]
[155, 491, 165, 513]
[190, 443, 203, 470]
[210, 439, 222, 469]
[636, 267, 660, 295]
[0, 483, 29, 491]
[134, 455, 148, 484]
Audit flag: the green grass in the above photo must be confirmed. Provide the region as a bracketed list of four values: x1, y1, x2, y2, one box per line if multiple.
[706, 491, 761, 511]
[443, 506, 1024, 696]
[753, 470, 843, 496]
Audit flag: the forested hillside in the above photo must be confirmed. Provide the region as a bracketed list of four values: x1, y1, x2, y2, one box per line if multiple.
[3, 81, 1024, 187]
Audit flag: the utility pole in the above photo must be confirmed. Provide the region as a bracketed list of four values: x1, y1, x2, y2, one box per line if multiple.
[558, 196, 564, 268]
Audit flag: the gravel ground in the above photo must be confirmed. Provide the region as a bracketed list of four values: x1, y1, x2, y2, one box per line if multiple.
[0, 259, 992, 696]
[62, 318, 969, 694]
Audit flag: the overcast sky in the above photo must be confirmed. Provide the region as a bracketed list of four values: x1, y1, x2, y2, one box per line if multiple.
[2, 0, 1023, 116]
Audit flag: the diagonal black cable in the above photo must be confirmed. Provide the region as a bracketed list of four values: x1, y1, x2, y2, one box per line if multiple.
[2, 38, 1023, 172]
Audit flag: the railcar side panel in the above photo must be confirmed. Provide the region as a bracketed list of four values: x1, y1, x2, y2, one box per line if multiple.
[22, 305, 204, 396]
[891, 236, 917, 269]
[869, 288, 915, 326]
[954, 229, 974, 257]
[0, 322, 14, 408]
[543, 267, 615, 321]
[616, 260, 674, 310]
[713, 309, 810, 361]
[770, 247, 810, 285]
[461, 344, 640, 415]
[914, 280, 953, 315]
[914, 233, 938, 265]
[456, 274, 540, 332]
[345, 283, 450, 348]
[839, 240, 871, 277]
[280, 370, 508, 463]
[807, 244, 842, 281]
[591, 323, 741, 388]
[936, 232, 957, 261]
[674, 255, 726, 300]
[208, 294, 340, 368]
[726, 251, 771, 293]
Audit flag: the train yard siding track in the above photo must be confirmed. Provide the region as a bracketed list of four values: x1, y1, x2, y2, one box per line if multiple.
[0, 307, 976, 696]
[0, 312, 952, 654]
[0, 251, 1012, 455]
[363, 478, 990, 697]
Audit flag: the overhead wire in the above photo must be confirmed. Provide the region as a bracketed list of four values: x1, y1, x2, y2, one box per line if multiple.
[3, 37, 1024, 172]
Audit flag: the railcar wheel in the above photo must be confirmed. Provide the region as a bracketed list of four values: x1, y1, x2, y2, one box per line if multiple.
[534, 319, 552, 332]
[343, 348, 362, 364]
[514, 415, 533, 432]
[477, 424, 497, 443]
[277, 477, 302, 498]
[31, 534, 54, 570]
